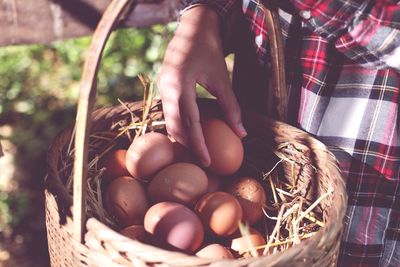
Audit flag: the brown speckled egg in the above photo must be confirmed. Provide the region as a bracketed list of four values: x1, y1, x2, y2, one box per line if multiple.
[125, 132, 174, 181]
[101, 149, 130, 181]
[196, 243, 234, 259]
[201, 119, 244, 176]
[148, 163, 208, 206]
[144, 202, 204, 253]
[105, 176, 148, 226]
[225, 177, 266, 225]
[195, 192, 243, 236]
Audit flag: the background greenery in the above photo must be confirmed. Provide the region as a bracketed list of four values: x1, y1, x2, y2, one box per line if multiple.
[0, 23, 176, 267]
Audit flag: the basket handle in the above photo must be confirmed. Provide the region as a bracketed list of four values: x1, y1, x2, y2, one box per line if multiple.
[261, 1, 288, 122]
[72, 0, 287, 244]
[73, 0, 136, 243]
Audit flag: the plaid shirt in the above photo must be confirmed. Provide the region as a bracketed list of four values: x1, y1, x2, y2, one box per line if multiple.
[182, 1, 400, 266]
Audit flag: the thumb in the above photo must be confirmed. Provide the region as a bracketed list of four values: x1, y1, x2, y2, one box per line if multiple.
[211, 79, 247, 138]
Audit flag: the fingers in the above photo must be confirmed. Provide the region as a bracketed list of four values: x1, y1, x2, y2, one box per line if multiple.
[180, 92, 211, 167]
[158, 71, 211, 167]
[216, 87, 247, 139]
[202, 71, 247, 139]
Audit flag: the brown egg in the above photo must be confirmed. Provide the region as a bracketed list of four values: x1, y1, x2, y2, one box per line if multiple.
[119, 225, 146, 242]
[231, 228, 266, 257]
[196, 243, 234, 259]
[172, 141, 198, 163]
[101, 149, 130, 181]
[144, 202, 204, 253]
[201, 119, 244, 176]
[104, 176, 149, 226]
[148, 163, 208, 206]
[225, 177, 266, 225]
[195, 192, 243, 236]
[126, 132, 174, 181]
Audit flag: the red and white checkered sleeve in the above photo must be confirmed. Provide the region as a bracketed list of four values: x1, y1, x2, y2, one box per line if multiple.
[290, 0, 400, 71]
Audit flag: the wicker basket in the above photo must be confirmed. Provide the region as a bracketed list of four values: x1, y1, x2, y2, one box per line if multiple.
[45, 0, 348, 266]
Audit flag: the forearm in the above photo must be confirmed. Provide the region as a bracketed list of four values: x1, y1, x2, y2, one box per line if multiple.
[179, 6, 221, 46]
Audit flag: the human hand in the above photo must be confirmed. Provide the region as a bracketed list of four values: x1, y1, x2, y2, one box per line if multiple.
[157, 6, 247, 167]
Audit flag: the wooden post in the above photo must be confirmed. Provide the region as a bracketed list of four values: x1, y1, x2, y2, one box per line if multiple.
[0, 0, 181, 47]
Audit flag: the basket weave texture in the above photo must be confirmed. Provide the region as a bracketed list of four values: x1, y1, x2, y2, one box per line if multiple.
[45, 99, 347, 267]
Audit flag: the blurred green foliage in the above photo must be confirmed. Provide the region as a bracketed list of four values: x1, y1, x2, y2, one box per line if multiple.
[0, 190, 30, 227]
[0, 23, 176, 122]
[1, 23, 175, 165]
[0, 23, 176, 260]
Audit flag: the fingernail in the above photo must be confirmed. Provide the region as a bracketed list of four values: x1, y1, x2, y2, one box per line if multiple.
[238, 123, 247, 138]
[201, 157, 211, 168]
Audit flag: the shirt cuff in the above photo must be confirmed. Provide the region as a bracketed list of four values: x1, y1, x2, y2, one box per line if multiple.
[180, 0, 237, 25]
[179, 3, 209, 19]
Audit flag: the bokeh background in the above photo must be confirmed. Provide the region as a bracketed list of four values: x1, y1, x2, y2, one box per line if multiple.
[0, 23, 176, 267]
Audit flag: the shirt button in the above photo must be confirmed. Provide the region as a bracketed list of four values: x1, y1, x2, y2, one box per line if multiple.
[299, 10, 311, 20]
[255, 34, 263, 48]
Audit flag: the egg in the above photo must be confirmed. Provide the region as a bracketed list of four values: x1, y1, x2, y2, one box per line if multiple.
[148, 162, 208, 206]
[101, 149, 130, 182]
[195, 191, 243, 236]
[201, 119, 244, 176]
[230, 228, 266, 257]
[104, 176, 149, 226]
[126, 132, 174, 181]
[225, 177, 266, 225]
[196, 244, 234, 259]
[144, 202, 204, 252]
[119, 225, 146, 242]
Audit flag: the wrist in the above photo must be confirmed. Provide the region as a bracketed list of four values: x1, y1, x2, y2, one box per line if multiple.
[179, 5, 221, 43]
